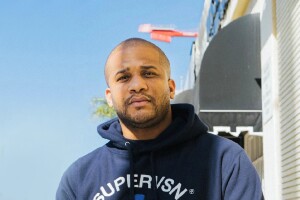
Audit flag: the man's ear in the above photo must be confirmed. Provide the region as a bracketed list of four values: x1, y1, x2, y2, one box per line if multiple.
[105, 88, 113, 107]
[168, 79, 176, 99]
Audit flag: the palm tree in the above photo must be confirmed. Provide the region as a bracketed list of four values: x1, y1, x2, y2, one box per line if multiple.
[92, 98, 116, 119]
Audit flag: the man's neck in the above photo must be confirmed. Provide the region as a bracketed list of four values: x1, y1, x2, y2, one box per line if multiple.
[120, 111, 172, 140]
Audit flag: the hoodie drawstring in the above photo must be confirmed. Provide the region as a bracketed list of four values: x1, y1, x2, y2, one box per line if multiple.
[150, 151, 159, 200]
[125, 142, 135, 200]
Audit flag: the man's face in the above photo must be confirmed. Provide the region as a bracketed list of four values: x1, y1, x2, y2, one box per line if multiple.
[105, 45, 175, 129]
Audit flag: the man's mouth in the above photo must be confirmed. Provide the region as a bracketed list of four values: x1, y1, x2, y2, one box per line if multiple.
[128, 95, 151, 106]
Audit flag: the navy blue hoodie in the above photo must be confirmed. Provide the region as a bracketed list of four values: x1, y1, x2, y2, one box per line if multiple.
[56, 104, 263, 200]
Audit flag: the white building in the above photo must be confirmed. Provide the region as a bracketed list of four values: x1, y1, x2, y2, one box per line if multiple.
[176, 0, 300, 199]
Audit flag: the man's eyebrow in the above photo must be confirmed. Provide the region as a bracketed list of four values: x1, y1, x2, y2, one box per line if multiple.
[141, 66, 158, 70]
[115, 68, 129, 76]
[114, 66, 158, 76]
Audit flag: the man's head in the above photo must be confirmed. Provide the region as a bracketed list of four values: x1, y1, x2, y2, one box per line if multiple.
[104, 38, 176, 131]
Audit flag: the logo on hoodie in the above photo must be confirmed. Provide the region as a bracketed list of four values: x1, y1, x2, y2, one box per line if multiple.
[134, 194, 145, 200]
[93, 174, 188, 200]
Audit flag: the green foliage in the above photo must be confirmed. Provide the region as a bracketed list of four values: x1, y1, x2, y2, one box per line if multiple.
[92, 98, 116, 119]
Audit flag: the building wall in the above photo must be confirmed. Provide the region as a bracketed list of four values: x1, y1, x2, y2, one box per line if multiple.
[276, 1, 300, 199]
[190, 0, 290, 199]
[260, 0, 282, 198]
[222, 0, 300, 199]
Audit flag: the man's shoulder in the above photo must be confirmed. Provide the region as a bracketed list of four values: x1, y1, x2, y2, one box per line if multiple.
[64, 144, 108, 176]
[57, 144, 111, 199]
[77, 144, 108, 165]
[196, 132, 244, 155]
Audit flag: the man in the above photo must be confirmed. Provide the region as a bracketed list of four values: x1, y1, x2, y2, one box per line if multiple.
[56, 38, 263, 200]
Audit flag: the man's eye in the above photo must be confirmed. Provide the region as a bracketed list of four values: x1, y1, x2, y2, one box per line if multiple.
[117, 75, 130, 82]
[144, 72, 156, 77]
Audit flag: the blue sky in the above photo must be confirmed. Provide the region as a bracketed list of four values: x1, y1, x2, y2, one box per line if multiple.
[0, 1, 203, 199]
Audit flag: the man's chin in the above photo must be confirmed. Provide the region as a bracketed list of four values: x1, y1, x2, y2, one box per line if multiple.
[119, 114, 157, 129]
[129, 113, 155, 124]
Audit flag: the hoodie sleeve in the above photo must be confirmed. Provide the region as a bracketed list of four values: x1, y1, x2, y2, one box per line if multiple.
[222, 150, 264, 200]
[56, 163, 77, 200]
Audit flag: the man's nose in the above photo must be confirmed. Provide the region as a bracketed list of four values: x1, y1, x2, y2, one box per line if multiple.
[128, 75, 148, 93]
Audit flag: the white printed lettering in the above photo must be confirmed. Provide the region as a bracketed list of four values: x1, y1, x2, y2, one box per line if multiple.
[161, 178, 174, 192]
[100, 183, 115, 196]
[93, 193, 104, 200]
[156, 176, 165, 188]
[134, 174, 139, 187]
[93, 174, 189, 200]
[169, 183, 188, 200]
[139, 174, 152, 189]
[126, 174, 131, 187]
[114, 177, 125, 192]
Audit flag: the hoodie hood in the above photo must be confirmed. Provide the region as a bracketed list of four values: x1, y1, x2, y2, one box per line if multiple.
[97, 104, 208, 153]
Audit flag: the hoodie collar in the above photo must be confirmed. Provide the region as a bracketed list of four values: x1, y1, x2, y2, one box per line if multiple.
[97, 104, 208, 153]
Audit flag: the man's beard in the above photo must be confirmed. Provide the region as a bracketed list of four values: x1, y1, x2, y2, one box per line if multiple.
[115, 93, 170, 129]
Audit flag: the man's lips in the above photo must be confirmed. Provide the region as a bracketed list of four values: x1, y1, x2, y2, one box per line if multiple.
[126, 95, 151, 107]
[129, 96, 151, 104]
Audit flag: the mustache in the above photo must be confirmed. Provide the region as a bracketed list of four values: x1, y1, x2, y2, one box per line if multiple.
[125, 93, 155, 105]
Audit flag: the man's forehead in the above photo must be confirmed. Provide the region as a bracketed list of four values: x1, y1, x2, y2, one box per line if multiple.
[104, 38, 170, 84]
[106, 45, 160, 68]
[112, 42, 158, 55]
